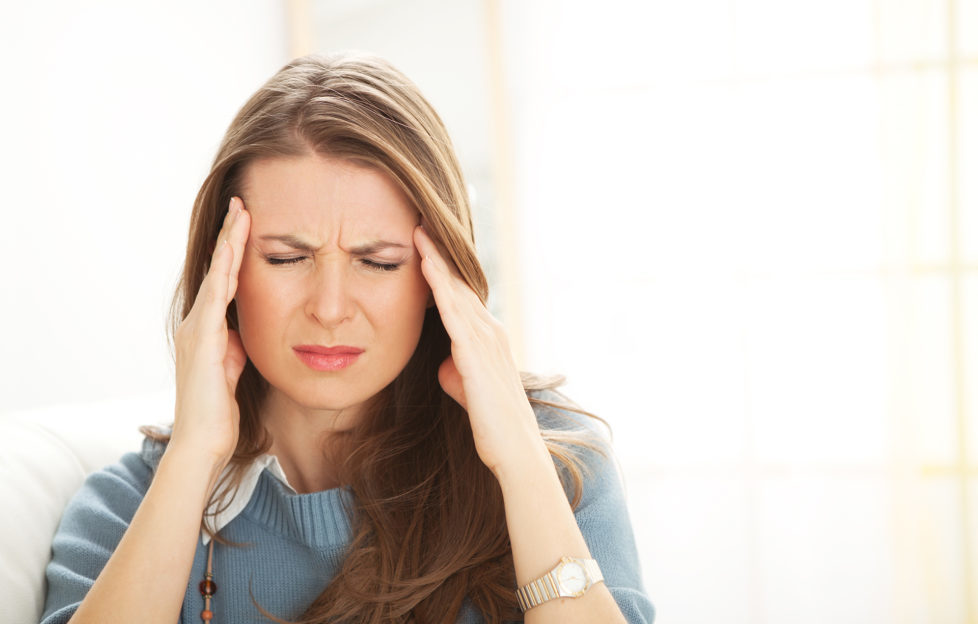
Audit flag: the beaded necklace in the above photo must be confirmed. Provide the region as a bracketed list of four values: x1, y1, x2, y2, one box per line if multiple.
[199, 540, 216, 622]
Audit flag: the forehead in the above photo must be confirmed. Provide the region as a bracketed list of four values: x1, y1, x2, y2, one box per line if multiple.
[239, 153, 418, 233]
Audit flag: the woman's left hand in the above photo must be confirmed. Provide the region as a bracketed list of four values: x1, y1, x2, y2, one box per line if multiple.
[413, 224, 545, 477]
[415, 225, 629, 624]
[414, 226, 625, 623]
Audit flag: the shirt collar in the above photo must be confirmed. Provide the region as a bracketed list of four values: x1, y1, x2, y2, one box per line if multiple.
[201, 453, 297, 545]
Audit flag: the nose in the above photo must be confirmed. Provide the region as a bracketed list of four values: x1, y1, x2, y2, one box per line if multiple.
[304, 259, 356, 328]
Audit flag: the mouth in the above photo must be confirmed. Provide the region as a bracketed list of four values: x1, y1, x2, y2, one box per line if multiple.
[293, 345, 364, 371]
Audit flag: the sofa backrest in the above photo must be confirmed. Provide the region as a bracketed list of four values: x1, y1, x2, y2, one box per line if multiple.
[0, 393, 172, 624]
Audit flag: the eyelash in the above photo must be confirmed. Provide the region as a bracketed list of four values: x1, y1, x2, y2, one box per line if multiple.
[265, 257, 402, 272]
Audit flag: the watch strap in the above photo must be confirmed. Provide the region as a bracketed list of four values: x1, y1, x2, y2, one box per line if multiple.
[515, 557, 604, 612]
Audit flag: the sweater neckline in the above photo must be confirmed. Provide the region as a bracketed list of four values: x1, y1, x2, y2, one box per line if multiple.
[241, 467, 355, 549]
[139, 434, 356, 549]
[200, 453, 354, 549]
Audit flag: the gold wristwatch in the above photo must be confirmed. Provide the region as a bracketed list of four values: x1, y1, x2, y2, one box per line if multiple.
[515, 556, 604, 612]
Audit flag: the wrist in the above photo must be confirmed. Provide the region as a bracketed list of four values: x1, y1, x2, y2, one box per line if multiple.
[158, 444, 228, 505]
[491, 435, 556, 493]
[517, 556, 605, 612]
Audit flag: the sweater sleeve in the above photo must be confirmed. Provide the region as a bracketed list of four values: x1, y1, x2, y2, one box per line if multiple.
[40, 445, 158, 624]
[573, 443, 655, 623]
[531, 390, 656, 624]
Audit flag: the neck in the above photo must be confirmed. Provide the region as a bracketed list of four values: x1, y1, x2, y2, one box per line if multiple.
[259, 389, 362, 493]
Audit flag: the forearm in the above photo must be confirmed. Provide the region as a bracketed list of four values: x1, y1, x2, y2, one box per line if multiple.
[496, 438, 627, 624]
[69, 446, 219, 624]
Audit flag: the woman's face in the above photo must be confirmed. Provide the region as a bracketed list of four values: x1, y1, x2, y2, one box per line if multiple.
[234, 153, 431, 420]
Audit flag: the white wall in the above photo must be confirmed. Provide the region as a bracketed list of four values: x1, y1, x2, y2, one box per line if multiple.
[0, 0, 289, 413]
[497, 1, 977, 622]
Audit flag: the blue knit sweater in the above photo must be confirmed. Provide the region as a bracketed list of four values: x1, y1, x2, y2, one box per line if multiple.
[41, 396, 655, 623]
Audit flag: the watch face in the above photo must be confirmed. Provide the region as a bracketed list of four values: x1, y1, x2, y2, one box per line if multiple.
[557, 561, 588, 594]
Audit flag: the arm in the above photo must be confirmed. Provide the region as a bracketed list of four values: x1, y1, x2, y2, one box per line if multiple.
[414, 226, 652, 622]
[497, 434, 630, 623]
[508, 397, 655, 622]
[70, 447, 220, 624]
[47, 197, 252, 623]
[42, 446, 219, 624]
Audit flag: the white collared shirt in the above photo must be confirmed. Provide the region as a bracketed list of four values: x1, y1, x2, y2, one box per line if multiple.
[201, 454, 297, 545]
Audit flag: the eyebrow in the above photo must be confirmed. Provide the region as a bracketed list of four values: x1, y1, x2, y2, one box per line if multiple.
[257, 234, 409, 255]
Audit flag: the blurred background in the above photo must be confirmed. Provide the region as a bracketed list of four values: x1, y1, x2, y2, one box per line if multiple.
[1, 0, 976, 622]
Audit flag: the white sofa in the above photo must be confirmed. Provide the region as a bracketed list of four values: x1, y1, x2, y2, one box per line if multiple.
[0, 393, 173, 624]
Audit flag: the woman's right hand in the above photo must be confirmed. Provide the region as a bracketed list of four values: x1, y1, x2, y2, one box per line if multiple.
[64, 199, 251, 624]
[169, 197, 251, 477]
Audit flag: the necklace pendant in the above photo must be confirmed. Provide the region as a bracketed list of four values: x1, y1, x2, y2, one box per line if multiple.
[201, 539, 217, 623]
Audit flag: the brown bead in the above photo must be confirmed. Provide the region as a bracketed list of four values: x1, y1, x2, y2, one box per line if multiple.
[201, 609, 214, 621]
[199, 579, 217, 597]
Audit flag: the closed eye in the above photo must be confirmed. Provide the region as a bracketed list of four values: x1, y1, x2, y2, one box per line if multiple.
[264, 256, 401, 272]
[266, 256, 305, 266]
[361, 259, 401, 272]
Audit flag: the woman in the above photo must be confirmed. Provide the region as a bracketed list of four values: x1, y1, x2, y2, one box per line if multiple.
[42, 53, 654, 623]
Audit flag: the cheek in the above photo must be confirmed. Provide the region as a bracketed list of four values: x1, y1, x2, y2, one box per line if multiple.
[237, 253, 298, 303]
[399, 265, 433, 315]
[373, 269, 430, 334]
[235, 262, 287, 337]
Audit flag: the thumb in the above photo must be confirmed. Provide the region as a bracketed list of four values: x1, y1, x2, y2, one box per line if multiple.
[224, 328, 248, 387]
[437, 356, 467, 410]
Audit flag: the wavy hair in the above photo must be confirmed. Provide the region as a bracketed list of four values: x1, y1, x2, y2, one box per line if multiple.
[153, 52, 606, 623]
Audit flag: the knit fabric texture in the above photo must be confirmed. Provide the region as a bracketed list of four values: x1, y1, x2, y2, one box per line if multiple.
[41, 393, 655, 623]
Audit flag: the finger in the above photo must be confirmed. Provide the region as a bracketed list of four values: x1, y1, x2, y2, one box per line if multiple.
[437, 355, 467, 409]
[204, 197, 245, 312]
[414, 225, 471, 302]
[201, 237, 236, 334]
[414, 226, 486, 334]
[211, 197, 239, 253]
[226, 197, 250, 301]
[414, 226, 463, 328]
[224, 328, 248, 386]
[414, 224, 463, 281]
[186, 208, 238, 336]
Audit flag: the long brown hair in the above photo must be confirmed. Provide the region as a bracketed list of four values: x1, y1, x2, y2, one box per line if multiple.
[159, 52, 605, 623]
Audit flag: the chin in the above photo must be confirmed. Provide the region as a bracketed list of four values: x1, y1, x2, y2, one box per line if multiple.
[286, 381, 385, 413]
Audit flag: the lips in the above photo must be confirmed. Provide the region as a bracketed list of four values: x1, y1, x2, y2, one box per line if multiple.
[293, 345, 363, 372]
[293, 345, 364, 355]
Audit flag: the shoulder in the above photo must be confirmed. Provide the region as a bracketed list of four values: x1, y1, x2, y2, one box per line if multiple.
[527, 387, 611, 440]
[527, 389, 656, 622]
[527, 387, 614, 475]
[42, 435, 166, 623]
[526, 387, 621, 505]
[54, 433, 164, 539]
[136, 425, 171, 471]
[52, 429, 169, 557]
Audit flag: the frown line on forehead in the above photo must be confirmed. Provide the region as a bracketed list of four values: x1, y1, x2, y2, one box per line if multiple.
[258, 234, 410, 255]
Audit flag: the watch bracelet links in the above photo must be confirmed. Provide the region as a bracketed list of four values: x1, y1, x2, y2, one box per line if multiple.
[515, 558, 604, 612]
